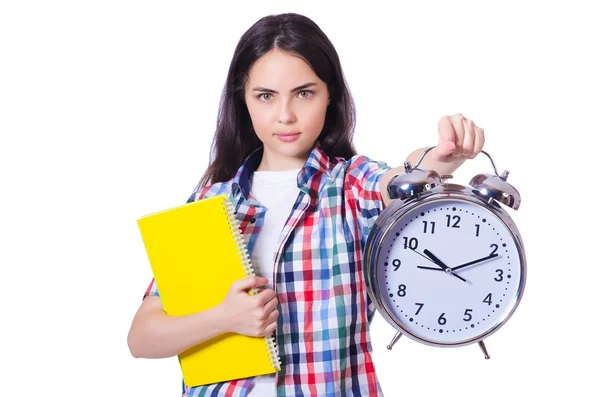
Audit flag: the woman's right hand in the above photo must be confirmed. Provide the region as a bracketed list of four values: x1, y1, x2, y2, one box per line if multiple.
[219, 276, 279, 337]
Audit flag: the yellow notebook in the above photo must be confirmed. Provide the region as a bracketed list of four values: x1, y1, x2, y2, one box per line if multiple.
[136, 193, 281, 387]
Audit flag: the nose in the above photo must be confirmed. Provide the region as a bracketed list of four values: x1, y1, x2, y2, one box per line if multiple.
[278, 99, 297, 125]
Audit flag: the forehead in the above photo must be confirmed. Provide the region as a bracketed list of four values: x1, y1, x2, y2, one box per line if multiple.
[246, 49, 322, 88]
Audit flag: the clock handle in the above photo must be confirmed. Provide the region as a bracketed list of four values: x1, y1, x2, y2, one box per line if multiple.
[478, 340, 491, 359]
[387, 331, 403, 350]
[414, 146, 502, 178]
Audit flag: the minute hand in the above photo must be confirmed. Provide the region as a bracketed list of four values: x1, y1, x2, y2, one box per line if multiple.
[451, 253, 499, 271]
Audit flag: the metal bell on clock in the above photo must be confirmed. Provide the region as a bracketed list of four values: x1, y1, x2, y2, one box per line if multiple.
[387, 147, 442, 200]
[469, 151, 522, 210]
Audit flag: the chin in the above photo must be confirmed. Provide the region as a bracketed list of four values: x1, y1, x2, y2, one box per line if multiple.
[270, 143, 312, 158]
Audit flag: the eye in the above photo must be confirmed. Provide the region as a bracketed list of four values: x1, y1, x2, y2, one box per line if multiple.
[258, 93, 273, 101]
[298, 90, 313, 99]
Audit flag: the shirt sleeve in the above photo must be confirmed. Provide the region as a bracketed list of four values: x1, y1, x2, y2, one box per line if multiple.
[345, 154, 392, 247]
[143, 278, 159, 299]
[345, 155, 392, 323]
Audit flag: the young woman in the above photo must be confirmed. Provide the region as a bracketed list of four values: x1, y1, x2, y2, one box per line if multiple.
[128, 12, 484, 397]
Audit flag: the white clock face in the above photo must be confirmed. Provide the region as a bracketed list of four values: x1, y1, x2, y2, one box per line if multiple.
[376, 198, 523, 345]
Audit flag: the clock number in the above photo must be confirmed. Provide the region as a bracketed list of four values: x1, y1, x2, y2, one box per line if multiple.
[422, 221, 436, 234]
[475, 224, 480, 237]
[415, 303, 424, 315]
[446, 215, 461, 228]
[392, 259, 401, 271]
[402, 237, 418, 250]
[483, 293, 493, 305]
[397, 284, 407, 297]
[437, 313, 447, 325]
[490, 244, 499, 256]
[463, 309, 473, 321]
[494, 269, 504, 282]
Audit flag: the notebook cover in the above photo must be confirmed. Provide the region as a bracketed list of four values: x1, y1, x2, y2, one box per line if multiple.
[137, 194, 279, 386]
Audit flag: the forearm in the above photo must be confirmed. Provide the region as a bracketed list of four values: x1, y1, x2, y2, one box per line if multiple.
[405, 146, 467, 176]
[128, 300, 231, 359]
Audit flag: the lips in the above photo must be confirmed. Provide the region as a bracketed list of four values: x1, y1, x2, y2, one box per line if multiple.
[275, 132, 300, 136]
[275, 132, 301, 142]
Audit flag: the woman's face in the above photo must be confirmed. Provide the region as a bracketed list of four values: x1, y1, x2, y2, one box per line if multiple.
[244, 48, 330, 170]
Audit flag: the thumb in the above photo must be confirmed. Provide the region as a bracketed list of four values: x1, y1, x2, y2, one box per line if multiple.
[433, 140, 456, 159]
[434, 116, 457, 160]
[234, 275, 268, 291]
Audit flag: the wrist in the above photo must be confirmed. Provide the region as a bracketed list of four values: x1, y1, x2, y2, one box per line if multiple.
[194, 303, 231, 336]
[210, 303, 232, 334]
[427, 156, 466, 176]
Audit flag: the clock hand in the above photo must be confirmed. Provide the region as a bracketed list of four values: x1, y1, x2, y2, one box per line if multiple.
[422, 249, 467, 283]
[451, 253, 499, 271]
[414, 250, 449, 271]
[418, 254, 500, 272]
[417, 265, 443, 270]
[412, 250, 457, 272]
[412, 249, 437, 264]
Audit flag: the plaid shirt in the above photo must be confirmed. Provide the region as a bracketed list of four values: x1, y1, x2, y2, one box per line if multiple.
[144, 143, 392, 396]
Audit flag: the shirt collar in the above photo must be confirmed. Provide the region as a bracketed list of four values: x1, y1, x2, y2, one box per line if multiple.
[231, 143, 334, 200]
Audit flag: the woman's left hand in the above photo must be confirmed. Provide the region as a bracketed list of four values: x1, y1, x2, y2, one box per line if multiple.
[432, 114, 485, 162]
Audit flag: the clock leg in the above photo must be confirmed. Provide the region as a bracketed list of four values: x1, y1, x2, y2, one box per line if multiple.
[478, 340, 490, 359]
[387, 331, 403, 350]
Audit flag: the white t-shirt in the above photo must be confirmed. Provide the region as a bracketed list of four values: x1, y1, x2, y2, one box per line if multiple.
[246, 168, 301, 396]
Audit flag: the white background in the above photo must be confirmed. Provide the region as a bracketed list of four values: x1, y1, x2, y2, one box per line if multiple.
[1, 1, 598, 396]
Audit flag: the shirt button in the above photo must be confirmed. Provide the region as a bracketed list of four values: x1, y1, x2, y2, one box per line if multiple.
[250, 218, 256, 224]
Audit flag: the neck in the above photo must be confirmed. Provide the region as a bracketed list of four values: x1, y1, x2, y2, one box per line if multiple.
[256, 147, 310, 171]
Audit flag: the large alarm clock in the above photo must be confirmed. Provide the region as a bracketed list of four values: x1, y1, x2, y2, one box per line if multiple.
[364, 147, 526, 359]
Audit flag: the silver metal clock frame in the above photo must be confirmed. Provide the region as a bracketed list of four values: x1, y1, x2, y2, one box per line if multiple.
[364, 178, 527, 359]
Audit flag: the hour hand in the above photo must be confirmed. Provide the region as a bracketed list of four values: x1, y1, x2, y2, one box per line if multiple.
[423, 249, 467, 283]
[423, 249, 451, 271]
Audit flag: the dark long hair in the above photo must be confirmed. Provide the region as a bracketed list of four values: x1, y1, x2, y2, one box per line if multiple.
[198, 13, 357, 187]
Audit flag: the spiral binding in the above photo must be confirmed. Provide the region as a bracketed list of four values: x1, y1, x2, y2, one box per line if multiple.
[265, 334, 282, 371]
[222, 195, 282, 371]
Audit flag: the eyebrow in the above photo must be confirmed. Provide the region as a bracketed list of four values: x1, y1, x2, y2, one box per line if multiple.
[252, 82, 317, 94]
